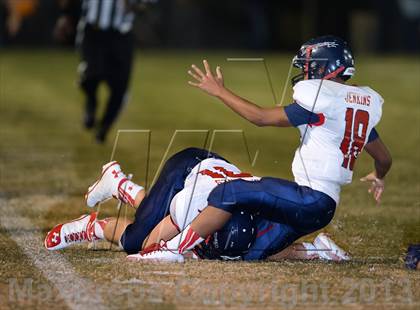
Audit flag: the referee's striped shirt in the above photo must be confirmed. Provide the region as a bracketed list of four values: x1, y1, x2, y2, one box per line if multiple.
[80, 0, 138, 34]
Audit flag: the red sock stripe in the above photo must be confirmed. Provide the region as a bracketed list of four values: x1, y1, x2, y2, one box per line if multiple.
[86, 212, 98, 241]
[118, 188, 135, 206]
[118, 178, 128, 193]
[117, 178, 135, 206]
[178, 227, 201, 254]
[118, 188, 129, 203]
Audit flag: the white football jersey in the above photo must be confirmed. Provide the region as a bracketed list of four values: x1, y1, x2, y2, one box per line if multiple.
[291, 79, 383, 204]
[170, 158, 259, 230]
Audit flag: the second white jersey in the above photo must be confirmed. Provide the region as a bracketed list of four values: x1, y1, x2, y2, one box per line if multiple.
[291, 79, 383, 203]
[170, 158, 259, 230]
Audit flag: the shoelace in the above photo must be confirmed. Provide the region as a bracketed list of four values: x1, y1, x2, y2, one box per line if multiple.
[141, 242, 178, 257]
[140, 242, 162, 255]
[64, 230, 89, 243]
[141, 243, 166, 257]
[64, 219, 96, 244]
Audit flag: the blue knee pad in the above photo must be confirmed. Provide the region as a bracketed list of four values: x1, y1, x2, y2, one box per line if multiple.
[207, 179, 265, 213]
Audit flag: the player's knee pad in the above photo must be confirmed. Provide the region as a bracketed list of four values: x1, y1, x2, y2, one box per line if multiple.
[207, 179, 250, 213]
[119, 227, 143, 255]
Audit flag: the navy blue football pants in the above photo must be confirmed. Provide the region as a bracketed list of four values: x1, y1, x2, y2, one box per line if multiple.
[207, 178, 337, 260]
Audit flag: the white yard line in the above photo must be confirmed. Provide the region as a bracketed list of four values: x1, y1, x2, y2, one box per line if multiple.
[0, 197, 106, 310]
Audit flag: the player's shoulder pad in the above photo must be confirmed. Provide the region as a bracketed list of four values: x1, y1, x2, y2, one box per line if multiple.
[292, 80, 334, 113]
[359, 86, 384, 106]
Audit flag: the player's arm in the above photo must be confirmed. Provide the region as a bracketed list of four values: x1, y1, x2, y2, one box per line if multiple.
[142, 215, 180, 249]
[188, 60, 292, 127]
[360, 131, 392, 204]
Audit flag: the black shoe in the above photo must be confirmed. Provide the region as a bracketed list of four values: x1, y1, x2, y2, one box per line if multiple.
[95, 127, 108, 144]
[84, 112, 95, 129]
[83, 97, 97, 130]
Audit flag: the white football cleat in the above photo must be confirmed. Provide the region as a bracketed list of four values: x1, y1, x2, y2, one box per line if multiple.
[44, 212, 98, 250]
[313, 233, 351, 261]
[85, 161, 126, 208]
[126, 241, 185, 263]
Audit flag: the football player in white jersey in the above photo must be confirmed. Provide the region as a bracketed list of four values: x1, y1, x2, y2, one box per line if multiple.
[45, 148, 239, 255]
[131, 35, 392, 262]
[45, 148, 350, 262]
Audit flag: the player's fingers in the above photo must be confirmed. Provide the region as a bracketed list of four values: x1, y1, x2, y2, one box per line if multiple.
[188, 70, 202, 82]
[216, 66, 223, 79]
[375, 187, 384, 203]
[191, 64, 205, 78]
[203, 59, 212, 76]
[375, 192, 381, 205]
[375, 191, 380, 202]
[188, 81, 200, 87]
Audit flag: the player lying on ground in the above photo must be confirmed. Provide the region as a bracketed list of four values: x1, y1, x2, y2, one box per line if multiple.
[128, 35, 392, 262]
[45, 148, 349, 261]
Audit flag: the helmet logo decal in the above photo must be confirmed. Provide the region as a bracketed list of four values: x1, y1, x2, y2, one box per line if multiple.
[310, 41, 339, 49]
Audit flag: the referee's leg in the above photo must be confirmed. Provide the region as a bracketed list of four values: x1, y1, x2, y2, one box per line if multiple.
[79, 27, 105, 129]
[98, 32, 134, 143]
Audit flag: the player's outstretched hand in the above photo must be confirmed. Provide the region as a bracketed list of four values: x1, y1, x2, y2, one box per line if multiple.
[360, 172, 385, 205]
[188, 60, 224, 97]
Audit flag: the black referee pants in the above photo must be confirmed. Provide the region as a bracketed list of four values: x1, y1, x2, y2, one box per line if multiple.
[79, 25, 134, 139]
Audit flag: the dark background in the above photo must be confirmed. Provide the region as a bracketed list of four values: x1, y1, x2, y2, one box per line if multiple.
[1, 0, 419, 52]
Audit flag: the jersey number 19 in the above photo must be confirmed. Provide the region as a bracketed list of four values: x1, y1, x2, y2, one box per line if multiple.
[340, 108, 370, 171]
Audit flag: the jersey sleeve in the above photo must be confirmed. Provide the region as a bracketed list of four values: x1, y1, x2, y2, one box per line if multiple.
[292, 80, 332, 114]
[367, 128, 379, 143]
[284, 103, 321, 127]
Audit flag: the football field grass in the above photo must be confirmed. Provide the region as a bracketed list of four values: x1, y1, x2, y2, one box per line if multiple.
[0, 49, 419, 309]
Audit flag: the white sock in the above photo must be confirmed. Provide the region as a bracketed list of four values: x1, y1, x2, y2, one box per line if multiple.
[302, 242, 319, 258]
[118, 178, 144, 207]
[165, 224, 204, 254]
[93, 218, 110, 240]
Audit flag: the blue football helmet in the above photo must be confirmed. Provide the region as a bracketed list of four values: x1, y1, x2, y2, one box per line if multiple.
[291, 35, 355, 85]
[405, 244, 420, 270]
[194, 210, 257, 260]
